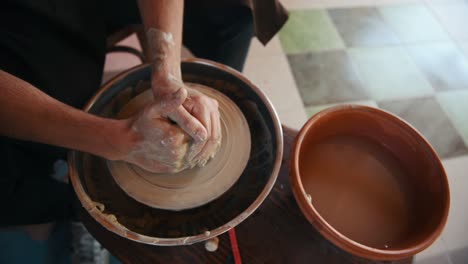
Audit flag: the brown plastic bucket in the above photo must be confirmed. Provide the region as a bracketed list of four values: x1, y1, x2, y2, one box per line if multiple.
[290, 105, 450, 260]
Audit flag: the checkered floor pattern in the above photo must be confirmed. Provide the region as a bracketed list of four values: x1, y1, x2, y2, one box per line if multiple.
[279, 3, 468, 160]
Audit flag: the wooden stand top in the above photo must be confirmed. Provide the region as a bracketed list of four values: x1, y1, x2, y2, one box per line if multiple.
[80, 125, 413, 264]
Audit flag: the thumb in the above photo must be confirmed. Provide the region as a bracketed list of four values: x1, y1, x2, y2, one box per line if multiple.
[149, 88, 187, 116]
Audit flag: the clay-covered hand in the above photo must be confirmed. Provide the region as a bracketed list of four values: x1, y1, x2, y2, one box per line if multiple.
[178, 86, 222, 166]
[120, 90, 193, 173]
[152, 75, 207, 142]
[153, 76, 221, 167]
[146, 26, 221, 167]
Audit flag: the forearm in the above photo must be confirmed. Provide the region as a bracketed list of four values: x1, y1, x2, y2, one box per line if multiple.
[136, 1, 210, 143]
[0, 70, 135, 160]
[137, 0, 184, 81]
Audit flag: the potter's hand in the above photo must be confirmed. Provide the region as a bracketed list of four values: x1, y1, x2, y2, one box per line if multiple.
[179, 87, 222, 166]
[146, 26, 210, 145]
[121, 90, 192, 173]
[152, 74, 207, 142]
[153, 75, 222, 167]
[144, 23, 221, 167]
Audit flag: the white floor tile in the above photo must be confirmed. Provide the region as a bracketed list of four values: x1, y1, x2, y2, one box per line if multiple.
[349, 47, 435, 100]
[441, 204, 468, 253]
[279, 107, 309, 130]
[429, 1, 468, 41]
[243, 54, 308, 129]
[425, 0, 464, 5]
[437, 91, 468, 148]
[375, 0, 421, 6]
[282, 0, 324, 10]
[442, 155, 468, 210]
[321, 0, 376, 8]
[414, 237, 451, 264]
[379, 4, 450, 43]
[247, 36, 284, 59]
[441, 155, 468, 252]
[457, 42, 468, 60]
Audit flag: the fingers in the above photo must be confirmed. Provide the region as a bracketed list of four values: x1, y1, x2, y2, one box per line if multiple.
[184, 95, 221, 166]
[188, 105, 212, 165]
[212, 110, 222, 154]
[147, 82, 222, 169]
[168, 106, 208, 142]
[195, 110, 222, 166]
[169, 106, 208, 165]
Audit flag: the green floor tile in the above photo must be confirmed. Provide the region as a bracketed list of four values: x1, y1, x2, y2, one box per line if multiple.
[379, 4, 449, 43]
[436, 91, 468, 147]
[348, 47, 434, 100]
[279, 9, 344, 54]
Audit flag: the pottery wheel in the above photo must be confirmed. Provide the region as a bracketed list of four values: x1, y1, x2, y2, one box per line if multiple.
[107, 83, 251, 211]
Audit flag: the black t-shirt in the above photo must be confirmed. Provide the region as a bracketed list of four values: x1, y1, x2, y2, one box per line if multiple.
[0, 0, 108, 108]
[0, 0, 133, 177]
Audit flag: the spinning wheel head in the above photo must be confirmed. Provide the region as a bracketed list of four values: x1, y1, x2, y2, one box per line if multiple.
[69, 60, 283, 246]
[107, 84, 252, 211]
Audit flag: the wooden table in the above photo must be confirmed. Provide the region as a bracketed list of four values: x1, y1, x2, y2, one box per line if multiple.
[81, 126, 413, 264]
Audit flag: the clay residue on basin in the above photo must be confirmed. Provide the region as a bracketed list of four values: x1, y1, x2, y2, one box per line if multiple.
[300, 135, 413, 249]
[75, 61, 283, 240]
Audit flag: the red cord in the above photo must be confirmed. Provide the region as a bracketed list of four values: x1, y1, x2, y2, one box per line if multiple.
[228, 228, 242, 264]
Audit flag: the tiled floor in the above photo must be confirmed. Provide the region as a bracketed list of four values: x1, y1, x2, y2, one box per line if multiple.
[328, 7, 401, 47]
[276, 0, 468, 263]
[407, 42, 468, 91]
[276, 1, 468, 157]
[378, 97, 467, 158]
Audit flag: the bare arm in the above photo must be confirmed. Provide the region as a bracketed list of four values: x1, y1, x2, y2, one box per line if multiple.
[137, 0, 221, 165]
[138, 0, 183, 84]
[0, 70, 200, 173]
[0, 70, 135, 160]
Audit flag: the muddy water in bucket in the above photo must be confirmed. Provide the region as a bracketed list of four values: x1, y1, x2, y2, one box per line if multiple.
[301, 135, 413, 249]
[293, 106, 450, 259]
